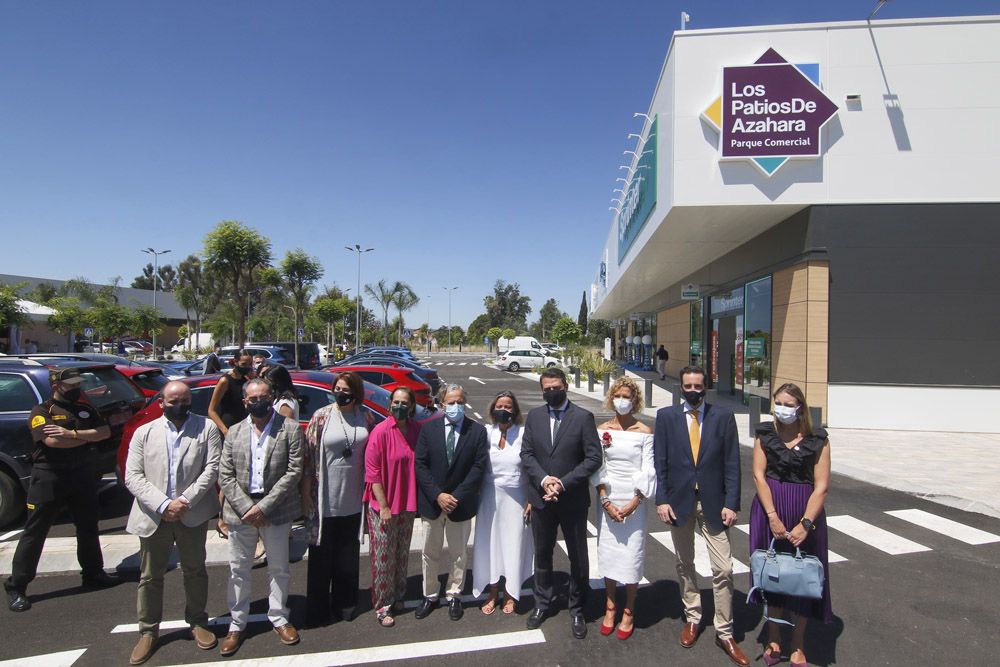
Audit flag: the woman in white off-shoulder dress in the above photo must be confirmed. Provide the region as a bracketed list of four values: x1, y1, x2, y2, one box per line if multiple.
[592, 377, 656, 640]
[472, 391, 534, 615]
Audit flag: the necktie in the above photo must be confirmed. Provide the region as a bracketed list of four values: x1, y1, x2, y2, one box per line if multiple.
[551, 409, 562, 444]
[446, 423, 457, 466]
[689, 410, 701, 464]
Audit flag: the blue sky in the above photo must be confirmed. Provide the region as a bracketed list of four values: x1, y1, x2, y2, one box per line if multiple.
[2, 1, 995, 331]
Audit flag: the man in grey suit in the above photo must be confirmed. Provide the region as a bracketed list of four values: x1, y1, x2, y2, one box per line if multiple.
[218, 378, 303, 657]
[124, 381, 222, 665]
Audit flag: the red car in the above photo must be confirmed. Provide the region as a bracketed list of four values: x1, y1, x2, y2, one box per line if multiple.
[115, 364, 171, 398]
[116, 370, 438, 480]
[328, 365, 434, 406]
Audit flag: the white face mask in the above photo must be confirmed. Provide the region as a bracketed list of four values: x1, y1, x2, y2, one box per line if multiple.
[612, 398, 633, 415]
[773, 405, 799, 424]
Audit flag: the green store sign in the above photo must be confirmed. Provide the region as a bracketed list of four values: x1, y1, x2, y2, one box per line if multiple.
[617, 116, 657, 263]
[745, 337, 766, 359]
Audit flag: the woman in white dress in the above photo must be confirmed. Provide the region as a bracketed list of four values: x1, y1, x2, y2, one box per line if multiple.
[593, 377, 655, 640]
[472, 391, 534, 615]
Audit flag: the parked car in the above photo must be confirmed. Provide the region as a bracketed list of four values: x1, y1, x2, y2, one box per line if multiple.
[217, 345, 294, 368]
[497, 335, 545, 353]
[326, 364, 434, 406]
[542, 342, 565, 353]
[115, 365, 171, 398]
[326, 355, 441, 394]
[0, 359, 147, 527]
[495, 349, 560, 372]
[115, 371, 437, 480]
[250, 342, 322, 369]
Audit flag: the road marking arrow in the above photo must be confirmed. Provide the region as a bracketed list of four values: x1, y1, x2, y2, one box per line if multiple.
[468, 376, 486, 385]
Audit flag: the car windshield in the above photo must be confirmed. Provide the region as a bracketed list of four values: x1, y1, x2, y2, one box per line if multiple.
[79, 367, 144, 408]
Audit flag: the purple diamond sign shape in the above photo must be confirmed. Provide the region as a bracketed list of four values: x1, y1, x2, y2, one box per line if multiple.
[719, 49, 838, 175]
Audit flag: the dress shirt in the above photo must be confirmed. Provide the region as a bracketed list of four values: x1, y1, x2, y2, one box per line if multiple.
[156, 415, 190, 514]
[445, 415, 464, 456]
[682, 399, 705, 431]
[248, 411, 277, 494]
[548, 399, 569, 440]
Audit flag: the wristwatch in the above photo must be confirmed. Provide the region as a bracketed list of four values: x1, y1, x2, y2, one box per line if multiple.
[800, 518, 815, 532]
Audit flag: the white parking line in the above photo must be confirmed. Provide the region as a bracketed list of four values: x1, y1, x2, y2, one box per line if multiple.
[111, 613, 270, 634]
[447, 362, 456, 366]
[0, 530, 23, 541]
[649, 531, 750, 576]
[156, 630, 546, 667]
[0, 649, 88, 667]
[734, 524, 847, 563]
[885, 509, 1000, 545]
[474, 412, 483, 419]
[827, 515, 931, 555]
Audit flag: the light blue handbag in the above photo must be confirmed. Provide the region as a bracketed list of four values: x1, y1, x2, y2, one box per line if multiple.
[748, 538, 824, 625]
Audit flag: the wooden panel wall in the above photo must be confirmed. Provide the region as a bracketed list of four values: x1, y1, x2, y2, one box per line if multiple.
[658, 303, 691, 380]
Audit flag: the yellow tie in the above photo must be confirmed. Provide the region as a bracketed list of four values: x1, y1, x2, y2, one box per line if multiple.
[689, 410, 701, 464]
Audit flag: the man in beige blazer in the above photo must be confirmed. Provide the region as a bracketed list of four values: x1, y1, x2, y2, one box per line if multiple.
[218, 378, 303, 657]
[124, 381, 222, 665]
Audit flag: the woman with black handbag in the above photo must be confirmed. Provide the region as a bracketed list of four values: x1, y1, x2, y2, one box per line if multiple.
[749, 383, 833, 667]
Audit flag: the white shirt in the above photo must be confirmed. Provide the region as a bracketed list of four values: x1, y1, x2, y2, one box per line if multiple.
[248, 411, 276, 494]
[157, 415, 190, 514]
[682, 399, 705, 431]
[548, 399, 569, 441]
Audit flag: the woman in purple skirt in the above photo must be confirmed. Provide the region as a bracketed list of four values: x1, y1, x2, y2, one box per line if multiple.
[749, 383, 832, 667]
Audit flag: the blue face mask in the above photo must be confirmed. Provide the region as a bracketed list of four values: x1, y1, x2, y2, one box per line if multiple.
[445, 403, 465, 423]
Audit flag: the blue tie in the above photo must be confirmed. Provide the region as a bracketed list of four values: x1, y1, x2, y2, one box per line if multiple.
[551, 409, 562, 444]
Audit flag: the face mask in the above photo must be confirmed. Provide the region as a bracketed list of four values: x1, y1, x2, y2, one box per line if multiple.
[542, 388, 567, 407]
[234, 366, 251, 377]
[60, 387, 82, 403]
[335, 391, 354, 407]
[163, 403, 191, 422]
[445, 403, 465, 422]
[247, 400, 272, 418]
[492, 409, 514, 425]
[773, 405, 800, 424]
[682, 389, 706, 406]
[612, 398, 633, 415]
[391, 404, 409, 420]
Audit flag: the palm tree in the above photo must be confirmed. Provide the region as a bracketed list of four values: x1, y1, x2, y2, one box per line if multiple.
[390, 282, 419, 346]
[364, 279, 397, 346]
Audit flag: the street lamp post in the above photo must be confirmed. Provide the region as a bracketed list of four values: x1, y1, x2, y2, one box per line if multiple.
[442, 286, 458, 352]
[141, 247, 171, 358]
[345, 245, 374, 352]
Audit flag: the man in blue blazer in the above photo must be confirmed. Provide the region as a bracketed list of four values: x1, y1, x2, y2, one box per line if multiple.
[520, 368, 601, 639]
[414, 384, 488, 621]
[654, 366, 749, 667]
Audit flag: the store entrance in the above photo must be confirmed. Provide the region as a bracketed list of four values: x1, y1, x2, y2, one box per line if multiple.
[712, 316, 738, 395]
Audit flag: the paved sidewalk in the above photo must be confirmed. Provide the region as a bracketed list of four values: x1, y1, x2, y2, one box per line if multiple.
[605, 366, 1000, 520]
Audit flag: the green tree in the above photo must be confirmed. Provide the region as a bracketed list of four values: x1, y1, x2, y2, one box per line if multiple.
[501, 327, 516, 341]
[312, 296, 352, 350]
[577, 291, 589, 334]
[130, 305, 164, 339]
[531, 298, 563, 341]
[26, 283, 59, 305]
[467, 313, 491, 344]
[280, 249, 324, 364]
[586, 318, 613, 346]
[487, 326, 503, 344]
[390, 282, 419, 346]
[175, 255, 208, 346]
[0, 282, 28, 329]
[364, 279, 397, 347]
[483, 280, 532, 330]
[203, 220, 273, 346]
[551, 316, 583, 346]
[47, 297, 90, 341]
[131, 263, 176, 291]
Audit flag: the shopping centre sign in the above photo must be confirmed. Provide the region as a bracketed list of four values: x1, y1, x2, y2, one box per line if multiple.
[701, 48, 838, 176]
[617, 116, 657, 263]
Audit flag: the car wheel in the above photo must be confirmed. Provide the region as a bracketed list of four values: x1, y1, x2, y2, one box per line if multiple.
[508, 362, 520, 372]
[546, 362, 557, 368]
[0, 470, 25, 528]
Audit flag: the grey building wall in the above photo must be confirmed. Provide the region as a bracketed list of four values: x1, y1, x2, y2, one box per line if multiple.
[0, 273, 187, 321]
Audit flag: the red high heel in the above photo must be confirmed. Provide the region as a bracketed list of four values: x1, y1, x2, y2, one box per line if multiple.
[616, 609, 634, 640]
[600, 603, 616, 636]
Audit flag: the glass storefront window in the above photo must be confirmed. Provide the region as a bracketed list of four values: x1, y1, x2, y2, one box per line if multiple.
[742, 276, 772, 402]
[689, 300, 703, 368]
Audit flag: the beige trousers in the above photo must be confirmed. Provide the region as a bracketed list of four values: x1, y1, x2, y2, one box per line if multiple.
[669, 500, 734, 640]
[420, 513, 471, 600]
[137, 519, 210, 636]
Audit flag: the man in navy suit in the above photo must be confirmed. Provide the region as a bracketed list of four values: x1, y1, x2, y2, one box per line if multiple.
[654, 366, 749, 666]
[520, 368, 601, 639]
[414, 384, 488, 621]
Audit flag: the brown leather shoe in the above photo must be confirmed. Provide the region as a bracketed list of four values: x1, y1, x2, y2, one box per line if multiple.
[680, 622, 701, 648]
[129, 634, 157, 665]
[716, 636, 751, 666]
[219, 631, 243, 657]
[274, 623, 300, 646]
[191, 625, 217, 650]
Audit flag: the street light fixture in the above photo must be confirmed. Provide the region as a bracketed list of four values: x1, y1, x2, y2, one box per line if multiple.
[141, 247, 171, 357]
[442, 286, 458, 352]
[345, 244, 374, 352]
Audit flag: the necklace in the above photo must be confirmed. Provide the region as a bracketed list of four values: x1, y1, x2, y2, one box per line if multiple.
[336, 406, 359, 459]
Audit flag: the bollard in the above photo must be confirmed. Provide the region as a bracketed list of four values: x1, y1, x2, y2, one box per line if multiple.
[603, 373, 611, 396]
[749, 395, 762, 438]
[574, 368, 581, 389]
[644, 378, 654, 408]
[587, 374, 595, 393]
[810, 406, 824, 428]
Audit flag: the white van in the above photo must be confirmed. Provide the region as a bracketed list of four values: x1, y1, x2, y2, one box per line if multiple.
[497, 335, 544, 353]
[170, 333, 215, 354]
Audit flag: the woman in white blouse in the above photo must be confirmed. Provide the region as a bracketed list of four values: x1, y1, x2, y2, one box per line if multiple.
[472, 391, 533, 615]
[592, 377, 655, 641]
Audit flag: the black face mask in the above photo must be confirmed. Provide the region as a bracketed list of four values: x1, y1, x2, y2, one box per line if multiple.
[60, 387, 82, 403]
[682, 389, 706, 406]
[247, 400, 272, 418]
[542, 388, 567, 407]
[234, 366, 251, 377]
[492, 409, 514, 425]
[163, 403, 191, 422]
[335, 392, 354, 407]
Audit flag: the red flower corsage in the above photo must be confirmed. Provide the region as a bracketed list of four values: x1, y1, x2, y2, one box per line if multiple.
[601, 431, 613, 449]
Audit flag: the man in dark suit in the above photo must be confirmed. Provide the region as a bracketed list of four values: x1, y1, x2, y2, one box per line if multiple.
[520, 367, 601, 639]
[653, 366, 749, 666]
[414, 384, 488, 621]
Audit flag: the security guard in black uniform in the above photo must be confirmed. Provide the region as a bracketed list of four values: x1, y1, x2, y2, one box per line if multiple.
[5, 368, 120, 612]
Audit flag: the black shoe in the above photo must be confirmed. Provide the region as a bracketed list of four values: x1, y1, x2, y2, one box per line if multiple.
[414, 597, 437, 620]
[6, 590, 30, 612]
[448, 597, 464, 621]
[82, 571, 120, 589]
[571, 613, 587, 639]
[526, 608, 548, 630]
